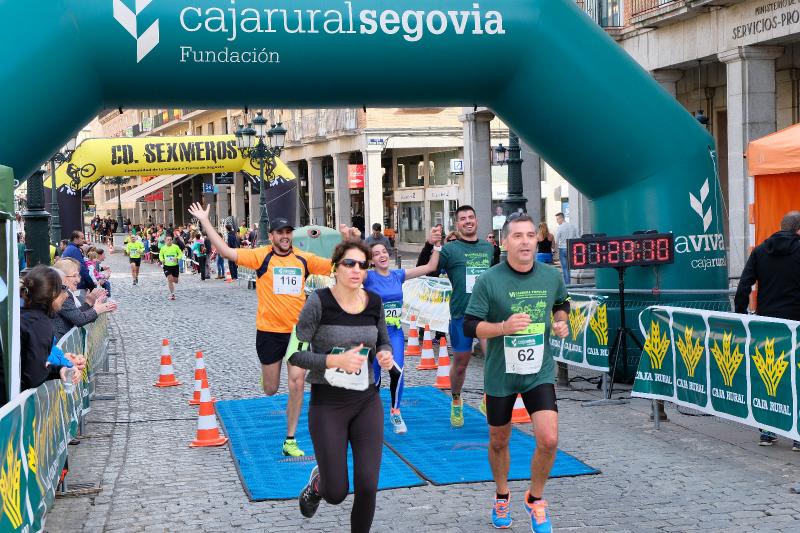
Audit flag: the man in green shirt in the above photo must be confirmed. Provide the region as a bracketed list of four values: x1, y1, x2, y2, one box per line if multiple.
[437, 205, 497, 427]
[125, 234, 145, 286]
[464, 213, 569, 532]
[159, 235, 183, 300]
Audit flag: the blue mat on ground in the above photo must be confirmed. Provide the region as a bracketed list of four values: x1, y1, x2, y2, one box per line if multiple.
[215, 394, 426, 501]
[381, 386, 600, 485]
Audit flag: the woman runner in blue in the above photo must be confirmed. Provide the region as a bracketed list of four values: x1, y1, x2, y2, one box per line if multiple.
[364, 227, 442, 433]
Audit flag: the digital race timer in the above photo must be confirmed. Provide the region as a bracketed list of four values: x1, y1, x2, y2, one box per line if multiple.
[567, 233, 674, 269]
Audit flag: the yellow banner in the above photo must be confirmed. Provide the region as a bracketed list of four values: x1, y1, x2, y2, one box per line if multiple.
[45, 135, 295, 190]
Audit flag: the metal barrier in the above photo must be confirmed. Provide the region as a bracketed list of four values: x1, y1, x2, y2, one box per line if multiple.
[0, 314, 110, 531]
[570, 288, 733, 383]
[633, 305, 800, 440]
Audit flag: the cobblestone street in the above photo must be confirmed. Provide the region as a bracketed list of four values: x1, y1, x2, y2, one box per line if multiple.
[47, 250, 800, 532]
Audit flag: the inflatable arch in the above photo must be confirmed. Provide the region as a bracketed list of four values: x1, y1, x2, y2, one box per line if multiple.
[0, 0, 727, 292]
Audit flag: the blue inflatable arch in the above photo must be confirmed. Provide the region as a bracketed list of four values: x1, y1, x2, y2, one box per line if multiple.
[0, 0, 726, 291]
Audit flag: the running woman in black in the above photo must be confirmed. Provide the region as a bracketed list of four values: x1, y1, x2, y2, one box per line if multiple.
[290, 240, 394, 533]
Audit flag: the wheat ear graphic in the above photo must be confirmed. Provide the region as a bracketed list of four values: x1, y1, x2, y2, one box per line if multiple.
[643, 321, 670, 370]
[752, 338, 788, 397]
[710, 331, 743, 387]
[676, 326, 704, 378]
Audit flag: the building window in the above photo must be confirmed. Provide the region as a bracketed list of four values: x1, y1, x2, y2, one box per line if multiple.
[400, 201, 425, 243]
[207, 122, 215, 135]
[429, 149, 461, 186]
[195, 126, 202, 136]
[221, 117, 228, 134]
[397, 155, 424, 188]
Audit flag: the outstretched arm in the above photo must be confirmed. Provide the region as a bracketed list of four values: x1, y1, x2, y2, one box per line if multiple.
[406, 226, 442, 279]
[187, 203, 237, 262]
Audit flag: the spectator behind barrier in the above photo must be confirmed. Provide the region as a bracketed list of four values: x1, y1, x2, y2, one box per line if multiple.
[62, 230, 96, 291]
[52, 258, 116, 340]
[20, 265, 84, 391]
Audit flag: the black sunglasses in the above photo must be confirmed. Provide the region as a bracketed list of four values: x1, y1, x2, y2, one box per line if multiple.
[338, 259, 369, 270]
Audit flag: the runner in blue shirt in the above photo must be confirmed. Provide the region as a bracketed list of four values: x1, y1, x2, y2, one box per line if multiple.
[364, 227, 442, 433]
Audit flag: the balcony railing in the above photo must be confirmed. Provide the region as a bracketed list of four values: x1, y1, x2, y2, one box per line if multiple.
[577, 0, 624, 28]
[629, 0, 680, 19]
[288, 109, 359, 142]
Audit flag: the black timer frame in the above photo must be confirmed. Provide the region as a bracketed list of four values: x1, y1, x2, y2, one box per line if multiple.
[567, 233, 674, 406]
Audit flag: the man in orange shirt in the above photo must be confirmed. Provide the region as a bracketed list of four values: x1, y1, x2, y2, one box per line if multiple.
[188, 202, 335, 457]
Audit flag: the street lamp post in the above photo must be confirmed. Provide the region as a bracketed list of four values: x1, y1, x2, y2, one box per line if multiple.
[103, 176, 131, 231]
[235, 112, 286, 246]
[495, 131, 527, 216]
[22, 170, 50, 269]
[48, 136, 78, 244]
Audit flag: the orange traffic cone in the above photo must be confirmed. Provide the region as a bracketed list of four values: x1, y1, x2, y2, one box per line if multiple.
[190, 378, 228, 447]
[405, 315, 421, 356]
[417, 325, 437, 370]
[511, 394, 531, 424]
[433, 336, 451, 388]
[225, 269, 233, 283]
[189, 351, 216, 405]
[154, 339, 181, 387]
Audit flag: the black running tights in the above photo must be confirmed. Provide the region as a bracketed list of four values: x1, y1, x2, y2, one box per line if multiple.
[308, 388, 383, 533]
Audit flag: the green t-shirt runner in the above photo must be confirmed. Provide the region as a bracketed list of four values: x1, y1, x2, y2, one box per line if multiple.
[438, 238, 496, 319]
[126, 241, 144, 259]
[465, 261, 569, 397]
[159, 244, 182, 267]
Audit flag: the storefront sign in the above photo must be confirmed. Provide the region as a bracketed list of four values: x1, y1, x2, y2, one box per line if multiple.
[450, 159, 464, 174]
[633, 306, 800, 441]
[395, 189, 423, 202]
[214, 171, 235, 185]
[348, 164, 365, 189]
[144, 191, 164, 202]
[427, 186, 459, 201]
[202, 183, 214, 194]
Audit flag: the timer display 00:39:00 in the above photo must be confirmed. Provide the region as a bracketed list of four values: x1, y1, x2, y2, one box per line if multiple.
[567, 233, 674, 269]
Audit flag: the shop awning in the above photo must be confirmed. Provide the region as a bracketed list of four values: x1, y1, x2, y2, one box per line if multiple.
[118, 173, 187, 204]
[747, 123, 800, 175]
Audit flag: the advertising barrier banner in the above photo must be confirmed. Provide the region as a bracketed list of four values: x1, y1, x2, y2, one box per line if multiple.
[401, 277, 452, 333]
[0, 321, 106, 532]
[550, 294, 610, 372]
[632, 306, 799, 441]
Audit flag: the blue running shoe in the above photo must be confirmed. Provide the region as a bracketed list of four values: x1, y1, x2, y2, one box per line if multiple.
[523, 492, 552, 533]
[491, 495, 512, 529]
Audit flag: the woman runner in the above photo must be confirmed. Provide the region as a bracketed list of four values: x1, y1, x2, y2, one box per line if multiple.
[363, 226, 442, 433]
[291, 240, 394, 533]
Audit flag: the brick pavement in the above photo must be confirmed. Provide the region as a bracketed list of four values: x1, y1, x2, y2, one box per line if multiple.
[46, 249, 800, 532]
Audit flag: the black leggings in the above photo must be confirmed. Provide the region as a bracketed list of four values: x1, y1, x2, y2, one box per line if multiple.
[308, 385, 383, 533]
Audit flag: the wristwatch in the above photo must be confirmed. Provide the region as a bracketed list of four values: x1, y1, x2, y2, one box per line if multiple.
[433, 245, 442, 252]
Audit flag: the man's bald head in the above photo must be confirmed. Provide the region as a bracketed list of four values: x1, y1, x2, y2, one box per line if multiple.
[780, 211, 800, 233]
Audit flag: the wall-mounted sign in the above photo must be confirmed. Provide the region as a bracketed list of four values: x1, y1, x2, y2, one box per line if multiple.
[144, 191, 164, 202]
[348, 164, 365, 189]
[368, 137, 385, 146]
[202, 183, 214, 194]
[394, 189, 423, 202]
[427, 186, 459, 201]
[214, 171, 235, 185]
[450, 159, 464, 174]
